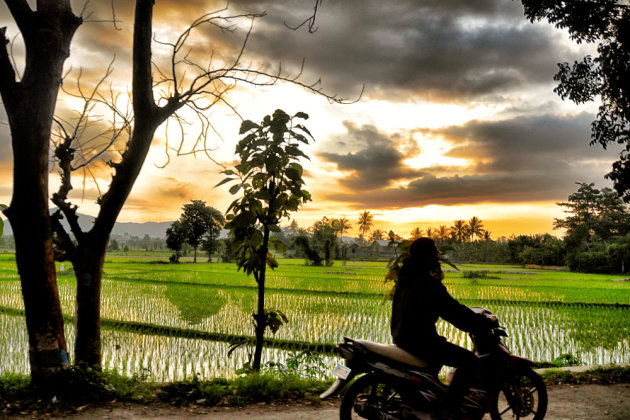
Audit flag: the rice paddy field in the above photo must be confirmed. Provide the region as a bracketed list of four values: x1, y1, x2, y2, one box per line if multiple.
[1, 254, 629, 381]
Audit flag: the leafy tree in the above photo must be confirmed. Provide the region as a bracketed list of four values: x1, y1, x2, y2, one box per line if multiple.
[554, 182, 630, 243]
[178, 200, 225, 263]
[108, 239, 119, 251]
[166, 221, 187, 263]
[221, 109, 312, 371]
[293, 235, 324, 266]
[448, 240, 512, 264]
[201, 233, 221, 262]
[311, 217, 338, 266]
[521, 1, 630, 200]
[357, 210, 374, 240]
[506, 234, 566, 266]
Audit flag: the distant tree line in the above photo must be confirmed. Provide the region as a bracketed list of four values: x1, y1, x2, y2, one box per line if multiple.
[445, 183, 630, 274]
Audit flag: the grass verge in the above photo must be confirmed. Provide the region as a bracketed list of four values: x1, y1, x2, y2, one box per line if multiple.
[1, 365, 629, 417]
[539, 365, 630, 385]
[0, 369, 332, 417]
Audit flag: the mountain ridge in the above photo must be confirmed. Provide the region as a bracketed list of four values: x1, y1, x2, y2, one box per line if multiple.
[1, 212, 173, 239]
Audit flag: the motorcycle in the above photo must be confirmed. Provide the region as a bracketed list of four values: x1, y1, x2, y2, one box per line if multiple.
[320, 307, 547, 419]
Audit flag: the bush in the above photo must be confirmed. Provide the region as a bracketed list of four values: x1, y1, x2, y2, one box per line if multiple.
[448, 241, 511, 264]
[461, 270, 498, 280]
[567, 251, 615, 273]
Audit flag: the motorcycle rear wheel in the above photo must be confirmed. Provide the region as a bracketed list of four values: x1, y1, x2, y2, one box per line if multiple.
[490, 367, 547, 420]
[340, 373, 407, 420]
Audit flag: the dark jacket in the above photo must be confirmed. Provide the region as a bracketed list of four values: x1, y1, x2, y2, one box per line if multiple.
[391, 261, 492, 357]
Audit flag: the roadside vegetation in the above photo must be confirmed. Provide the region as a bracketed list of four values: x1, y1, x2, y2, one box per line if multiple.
[1, 364, 629, 417]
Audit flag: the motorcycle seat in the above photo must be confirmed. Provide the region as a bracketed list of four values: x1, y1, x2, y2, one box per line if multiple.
[355, 339, 433, 368]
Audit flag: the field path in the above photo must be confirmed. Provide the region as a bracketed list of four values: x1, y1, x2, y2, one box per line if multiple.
[52, 383, 630, 419]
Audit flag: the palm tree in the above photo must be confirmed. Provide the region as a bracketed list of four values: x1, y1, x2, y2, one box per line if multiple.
[468, 216, 485, 241]
[370, 229, 385, 241]
[436, 225, 450, 241]
[410, 227, 424, 239]
[333, 217, 352, 240]
[426, 227, 434, 239]
[482, 230, 492, 241]
[451, 220, 468, 243]
[357, 210, 374, 240]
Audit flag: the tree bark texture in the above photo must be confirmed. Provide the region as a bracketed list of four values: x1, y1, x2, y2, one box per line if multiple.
[0, 0, 81, 384]
[72, 242, 107, 366]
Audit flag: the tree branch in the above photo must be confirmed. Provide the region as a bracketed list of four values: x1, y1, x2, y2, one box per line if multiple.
[50, 210, 77, 262]
[132, 0, 158, 119]
[284, 0, 321, 33]
[5, 0, 34, 38]
[0, 27, 18, 99]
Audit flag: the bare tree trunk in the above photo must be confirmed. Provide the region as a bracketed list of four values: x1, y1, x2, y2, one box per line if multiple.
[71, 0, 176, 366]
[72, 240, 107, 366]
[0, 1, 81, 386]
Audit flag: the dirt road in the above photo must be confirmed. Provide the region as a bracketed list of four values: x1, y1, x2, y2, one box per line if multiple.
[52, 383, 630, 419]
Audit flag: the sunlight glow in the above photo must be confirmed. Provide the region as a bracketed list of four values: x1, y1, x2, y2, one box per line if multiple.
[404, 134, 473, 169]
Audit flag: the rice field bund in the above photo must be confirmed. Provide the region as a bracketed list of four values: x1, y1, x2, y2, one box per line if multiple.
[1, 254, 629, 381]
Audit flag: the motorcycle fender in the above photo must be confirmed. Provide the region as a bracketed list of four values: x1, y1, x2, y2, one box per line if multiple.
[506, 355, 537, 370]
[319, 371, 358, 400]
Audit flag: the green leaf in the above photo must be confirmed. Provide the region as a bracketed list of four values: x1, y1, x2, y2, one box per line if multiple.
[221, 169, 236, 176]
[229, 184, 242, 195]
[268, 224, 281, 232]
[285, 145, 308, 159]
[233, 211, 255, 228]
[266, 252, 279, 270]
[289, 163, 303, 176]
[250, 229, 263, 248]
[285, 167, 301, 181]
[294, 111, 309, 120]
[239, 120, 260, 134]
[253, 190, 272, 201]
[250, 199, 264, 217]
[215, 177, 235, 188]
[266, 308, 288, 334]
[294, 123, 313, 138]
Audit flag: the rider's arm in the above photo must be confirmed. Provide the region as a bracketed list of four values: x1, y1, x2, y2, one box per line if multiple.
[432, 280, 495, 333]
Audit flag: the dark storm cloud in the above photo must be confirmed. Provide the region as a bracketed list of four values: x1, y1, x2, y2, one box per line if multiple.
[226, 0, 579, 101]
[318, 122, 426, 190]
[320, 113, 622, 209]
[326, 172, 569, 209]
[1, 0, 577, 102]
[433, 112, 615, 173]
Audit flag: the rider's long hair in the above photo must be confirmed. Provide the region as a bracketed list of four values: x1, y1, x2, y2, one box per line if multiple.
[398, 237, 443, 285]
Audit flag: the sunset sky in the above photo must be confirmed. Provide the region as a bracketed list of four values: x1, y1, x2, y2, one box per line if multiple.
[0, 0, 622, 238]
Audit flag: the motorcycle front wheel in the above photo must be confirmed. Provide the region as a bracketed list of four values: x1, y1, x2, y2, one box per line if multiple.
[490, 368, 547, 420]
[340, 373, 406, 420]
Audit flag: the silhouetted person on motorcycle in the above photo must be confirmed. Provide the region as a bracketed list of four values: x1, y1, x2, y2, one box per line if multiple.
[391, 237, 497, 418]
